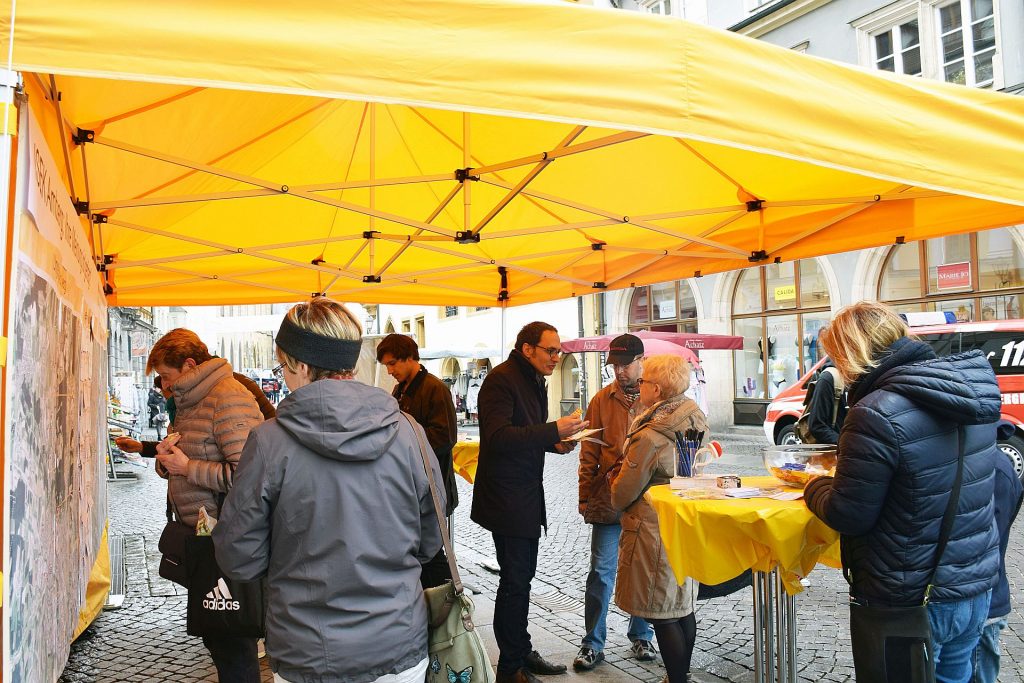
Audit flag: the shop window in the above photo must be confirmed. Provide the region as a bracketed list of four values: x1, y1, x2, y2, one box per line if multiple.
[627, 280, 698, 333]
[560, 355, 580, 400]
[879, 227, 1024, 321]
[731, 259, 832, 400]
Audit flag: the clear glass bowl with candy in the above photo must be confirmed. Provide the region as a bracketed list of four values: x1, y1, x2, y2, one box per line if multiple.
[761, 444, 837, 488]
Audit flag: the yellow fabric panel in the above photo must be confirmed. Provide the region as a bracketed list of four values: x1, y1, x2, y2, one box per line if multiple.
[73, 523, 111, 640]
[647, 478, 840, 596]
[6, 1, 1024, 306]
[453, 441, 480, 484]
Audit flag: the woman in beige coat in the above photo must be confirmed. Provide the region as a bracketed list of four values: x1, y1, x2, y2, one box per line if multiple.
[610, 354, 707, 683]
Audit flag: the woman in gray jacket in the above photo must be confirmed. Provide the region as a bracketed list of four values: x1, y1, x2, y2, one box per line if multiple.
[213, 297, 444, 683]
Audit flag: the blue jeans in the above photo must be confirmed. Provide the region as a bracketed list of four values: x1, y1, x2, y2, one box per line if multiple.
[927, 590, 991, 683]
[203, 634, 260, 683]
[582, 523, 653, 651]
[971, 616, 1006, 683]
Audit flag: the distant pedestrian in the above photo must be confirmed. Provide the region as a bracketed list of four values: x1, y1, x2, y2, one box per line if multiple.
[147, 384, 164, 427]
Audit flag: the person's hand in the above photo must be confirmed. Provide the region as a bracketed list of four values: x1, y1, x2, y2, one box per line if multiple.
[552, 441, 575, 454]
[115, 437, 143, 453]
[578, 501, 587, 516]
[555, 416, 589, 439]
[156, 445, 189, 477]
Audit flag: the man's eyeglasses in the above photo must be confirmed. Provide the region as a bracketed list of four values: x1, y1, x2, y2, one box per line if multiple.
[272, 363, 285, 378]
[531, 344, 562, 359]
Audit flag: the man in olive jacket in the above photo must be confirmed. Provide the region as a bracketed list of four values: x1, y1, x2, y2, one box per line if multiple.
[377, 333, 459, 588]
[471, 322, 587, 683]
[574, 334, 655, 670]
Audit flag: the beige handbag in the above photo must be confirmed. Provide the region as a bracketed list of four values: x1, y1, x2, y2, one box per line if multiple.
[402, 414, 495, 683]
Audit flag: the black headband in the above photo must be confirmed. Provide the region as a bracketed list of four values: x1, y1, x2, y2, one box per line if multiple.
[275, 316, 361, 370]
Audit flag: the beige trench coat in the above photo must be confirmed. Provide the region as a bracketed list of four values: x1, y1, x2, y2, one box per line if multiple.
[610, 394, 708, 620]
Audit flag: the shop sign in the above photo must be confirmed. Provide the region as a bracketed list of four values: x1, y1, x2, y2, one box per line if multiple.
[936, 262, 971, 291]
[773, 285, 796, 302]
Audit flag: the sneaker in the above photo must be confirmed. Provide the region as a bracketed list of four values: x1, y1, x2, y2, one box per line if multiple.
[631, 639, 657, 662]
[573, 647, 605, 671]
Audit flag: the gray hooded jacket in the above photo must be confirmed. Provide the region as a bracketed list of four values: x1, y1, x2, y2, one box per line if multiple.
[213, 378, 445, 683]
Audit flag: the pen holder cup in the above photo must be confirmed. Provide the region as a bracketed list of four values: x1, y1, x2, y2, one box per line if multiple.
[674, 445, 716, 479]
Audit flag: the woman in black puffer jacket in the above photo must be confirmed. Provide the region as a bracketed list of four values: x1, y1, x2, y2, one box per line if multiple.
[804, 302, 999, 683]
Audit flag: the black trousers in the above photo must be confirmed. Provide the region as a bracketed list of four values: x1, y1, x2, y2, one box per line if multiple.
[421, 546, 453, 589]
[492, 534, 540, 674]
[202, 634, 260, 683]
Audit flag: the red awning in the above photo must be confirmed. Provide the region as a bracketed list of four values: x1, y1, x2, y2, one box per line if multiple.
[560, 330, 743, 353]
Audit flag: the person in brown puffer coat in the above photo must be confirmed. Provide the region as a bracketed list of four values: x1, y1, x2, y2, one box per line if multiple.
[147, 328, 264, 683]
[610, 354, 707, 683]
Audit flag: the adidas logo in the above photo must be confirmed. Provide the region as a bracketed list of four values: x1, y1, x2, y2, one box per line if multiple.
[203, 578, 241, 611]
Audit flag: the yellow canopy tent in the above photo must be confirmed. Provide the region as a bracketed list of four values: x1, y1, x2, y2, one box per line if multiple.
[3, 0, 1024, 308]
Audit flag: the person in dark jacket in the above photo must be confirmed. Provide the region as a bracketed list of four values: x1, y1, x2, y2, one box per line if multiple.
[802, 362, 847, 444]
[972, 421, 1023, 683]
[471, 321, 587, 683]
[215, 297, 444, 683]
[377, 332, 459, 588]
[147, 384, 165, 427]
[805, 301, 1000, 683]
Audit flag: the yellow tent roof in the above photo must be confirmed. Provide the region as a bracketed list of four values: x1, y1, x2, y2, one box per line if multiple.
[5, 0, 1024, 306]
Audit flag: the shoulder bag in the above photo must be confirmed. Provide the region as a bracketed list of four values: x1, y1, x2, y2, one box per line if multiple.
[403, 413, 495, 683]
[847, 425, 965, 683]
[794, 367, 844, 444]
[158, 498, 193, 587]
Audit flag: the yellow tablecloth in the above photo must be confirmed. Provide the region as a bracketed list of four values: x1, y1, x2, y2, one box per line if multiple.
[647, 476, 841, 595]
[453, 441, 480, 484]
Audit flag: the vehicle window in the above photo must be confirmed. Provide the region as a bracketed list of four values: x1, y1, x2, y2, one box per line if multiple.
[917, 332, 960, 358]
[962, 331, 1024, 376]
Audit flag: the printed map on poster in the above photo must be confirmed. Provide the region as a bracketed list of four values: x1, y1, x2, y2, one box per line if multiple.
[5, 105, 108, 683]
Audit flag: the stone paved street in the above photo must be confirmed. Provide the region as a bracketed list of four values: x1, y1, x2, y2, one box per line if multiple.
[61, 426, 1024, 682]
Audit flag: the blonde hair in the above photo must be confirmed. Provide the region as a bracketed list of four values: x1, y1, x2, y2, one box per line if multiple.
[277, 297, 363, 380]
[147, 328, 212, 373]
[818, 301, 908, 383]
[643, 354, 691, 397]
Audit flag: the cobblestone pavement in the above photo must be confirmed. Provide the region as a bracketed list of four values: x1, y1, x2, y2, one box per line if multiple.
[62, 426, 1024, 682]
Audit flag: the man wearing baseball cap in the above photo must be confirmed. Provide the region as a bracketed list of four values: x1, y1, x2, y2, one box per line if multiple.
[573, 333, 656, 670]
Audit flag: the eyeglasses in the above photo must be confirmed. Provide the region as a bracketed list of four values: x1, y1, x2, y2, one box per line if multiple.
[531, 344, 562, 358]
[272, 363, 285, 378]
[636, 378, 651, 386]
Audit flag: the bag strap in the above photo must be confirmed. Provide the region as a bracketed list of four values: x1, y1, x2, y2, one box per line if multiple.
[923, 425, 965, 605]
[824, 367, 844, 426]
[402, 413, 464, 596]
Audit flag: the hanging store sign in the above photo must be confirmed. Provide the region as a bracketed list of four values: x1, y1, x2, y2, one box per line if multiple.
[773, 285, 796, 302]
[936, 262, 971, 291]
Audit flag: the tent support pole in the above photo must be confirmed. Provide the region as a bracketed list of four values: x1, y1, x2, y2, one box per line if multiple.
[47, 75, 78, 202]
[769, 200, 880, 253]
[604, 254, 669, 288]
[472, 125, 585, 237]
[463, 113, 471, 233]
[470, 130, 647, 177]
[375, 183, 462, 278]
[404, 240, 593, 286]
[115, 265, 293, 293]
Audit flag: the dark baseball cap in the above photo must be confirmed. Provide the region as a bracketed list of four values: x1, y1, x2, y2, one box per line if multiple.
[606, 334, 644, 365]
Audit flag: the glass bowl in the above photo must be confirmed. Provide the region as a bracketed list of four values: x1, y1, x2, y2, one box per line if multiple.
[761, 444, 837, 488]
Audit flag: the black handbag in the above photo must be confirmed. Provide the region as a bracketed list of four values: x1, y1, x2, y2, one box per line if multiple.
[848, 426, 965, 683]
[158, 500, 193, 587]
[185, 534, 267, 638]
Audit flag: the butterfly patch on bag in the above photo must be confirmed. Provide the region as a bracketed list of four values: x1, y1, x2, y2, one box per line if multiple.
[447, 663, 473, 683]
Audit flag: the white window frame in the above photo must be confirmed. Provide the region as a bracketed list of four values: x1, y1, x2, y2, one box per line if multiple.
[853, 0, 1001, 89]
[928, 0, 998, 88]
[638, 0, 678, 18]
[745, 0, 784, 12]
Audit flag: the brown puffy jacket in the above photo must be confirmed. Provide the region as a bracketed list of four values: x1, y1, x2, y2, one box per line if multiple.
[611, 395, 706, 620]
[167, 358, 263, 526]
[578, 382, 642, 524]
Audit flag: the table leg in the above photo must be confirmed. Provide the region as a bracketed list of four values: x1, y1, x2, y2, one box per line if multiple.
[753, 571, 764, 683]
[769, 569, 799, 683]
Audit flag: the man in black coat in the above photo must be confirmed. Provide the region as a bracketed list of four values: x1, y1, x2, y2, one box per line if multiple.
[471, 322, 587, 683]
[377, 333, 459, 588]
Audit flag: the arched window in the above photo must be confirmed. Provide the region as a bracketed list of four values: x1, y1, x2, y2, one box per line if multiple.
[560, 354, 580, 401]
[879, 227, 1024, 321]
[627, 280, 698, 332]
[732, 260, 832, 406]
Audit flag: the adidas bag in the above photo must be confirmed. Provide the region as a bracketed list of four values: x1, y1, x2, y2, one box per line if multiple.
[185, 535, 267, 638]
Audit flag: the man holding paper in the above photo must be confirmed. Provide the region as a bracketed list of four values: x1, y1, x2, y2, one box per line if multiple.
[573, 333, 656, 670]
[471, 321, 588, 683]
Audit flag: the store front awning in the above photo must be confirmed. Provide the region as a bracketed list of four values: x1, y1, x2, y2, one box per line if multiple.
[419, 348, 500, 360]
[561, 330, 744, 353]
[6, 0, 1024, 307]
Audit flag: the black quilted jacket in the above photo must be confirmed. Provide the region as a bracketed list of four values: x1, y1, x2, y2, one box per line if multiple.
[805, 338, 1000, 606]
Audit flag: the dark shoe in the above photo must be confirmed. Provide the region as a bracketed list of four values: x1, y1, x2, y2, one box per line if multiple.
[495, 668, 543, 683]
[631, 638, 658, 662]
[524, 650, 568, 675]
[573, 646, 605, 671]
